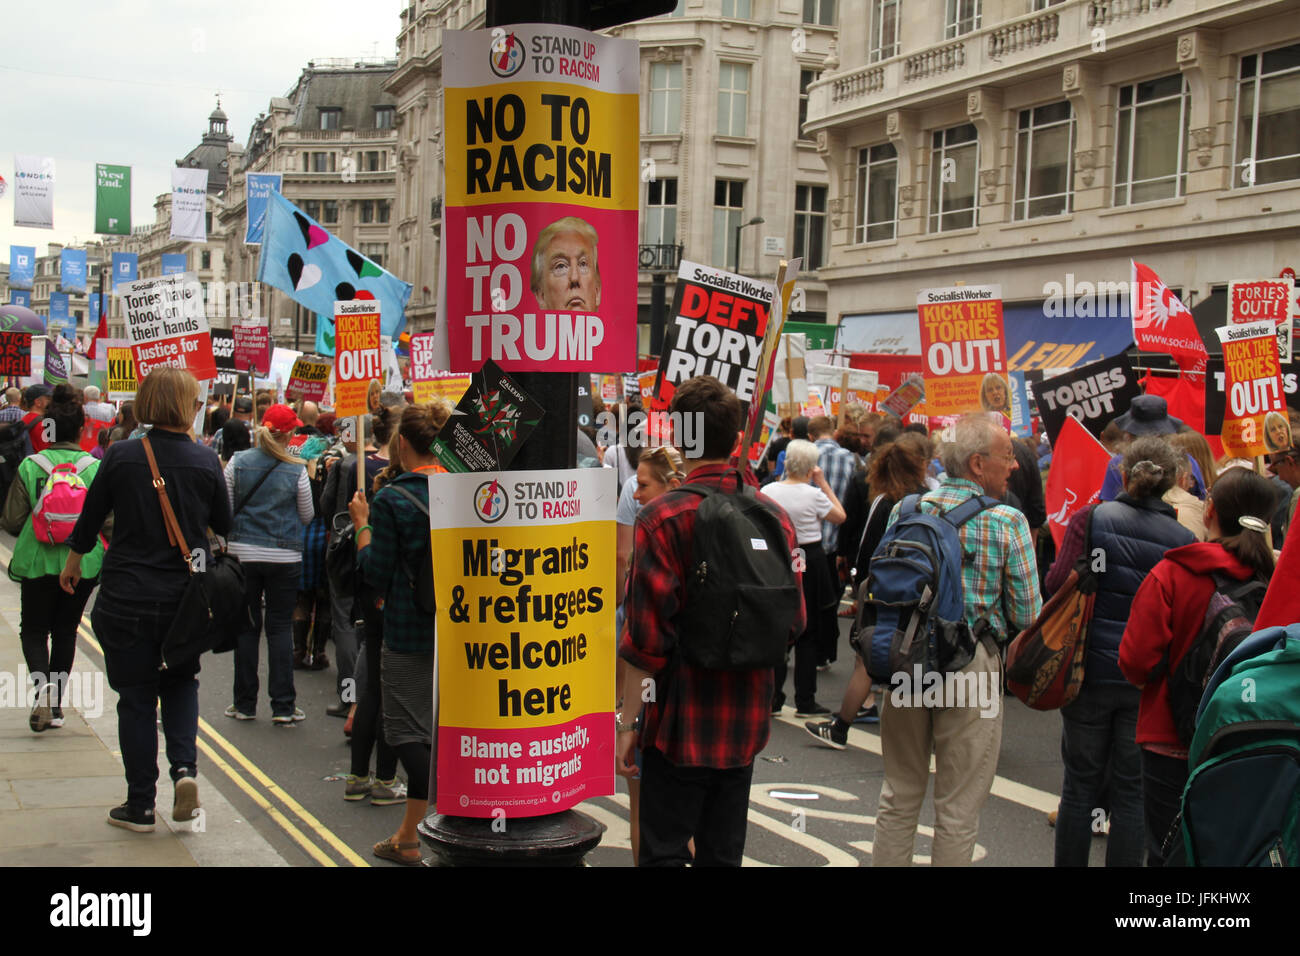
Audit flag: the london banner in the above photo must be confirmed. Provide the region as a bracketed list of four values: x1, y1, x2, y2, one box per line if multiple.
[440, 25, 638, 372]
[13, 155, 54, 229]
[916, 285, 1008, 417]
[170, 168, 208, 242]
[95, 163, 131, 236]
[430, 467, 614, 817]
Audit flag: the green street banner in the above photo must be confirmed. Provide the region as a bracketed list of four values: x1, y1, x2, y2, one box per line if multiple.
[95, 163, 131, 235]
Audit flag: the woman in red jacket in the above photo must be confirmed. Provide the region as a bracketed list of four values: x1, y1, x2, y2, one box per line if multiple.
[1120, 467, 1277, 866]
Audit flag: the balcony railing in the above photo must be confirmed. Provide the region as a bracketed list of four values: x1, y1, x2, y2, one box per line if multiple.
[1088, 0, 1173, 27]
[832, 67, 885, 104]
[638, 243, 682, 274]
[988, 10, 1060, 58]
[903, 42, 966, 82]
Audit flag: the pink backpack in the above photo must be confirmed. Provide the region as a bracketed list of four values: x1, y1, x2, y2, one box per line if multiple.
[29, 453, 94, 545]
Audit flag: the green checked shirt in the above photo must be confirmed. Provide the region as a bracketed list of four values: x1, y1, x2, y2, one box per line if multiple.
[887, 477, 1042, 643]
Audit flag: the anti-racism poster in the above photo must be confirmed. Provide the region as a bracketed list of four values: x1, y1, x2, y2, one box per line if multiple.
[106, 343, 138, 401]
[1229, 277, 1294, 364]
[60, 249, 87, 294]
[286, 355, 331, 403]
[13, 155, 54, 229]
[1035, 353, 1142, 446]
[245, 173, 282, 245]
[119, 273, 217, 381]
[95, 163, 131, 235]
[916, 285, 1007, 417]
[233, 323, 271, 375]
[210, 329, 238, 397]
[654, 260, 772, 412]
[333, 301, 382, 417]
[9, 246, 35, 290]
[440, 25, 638, 372]
[431, 360, 544, 473]
[411, 332, 470, 404]
[170, 168, 209, 242]
[1215, 321, 1287, 458]
[0, 331, 32, 377]
[430, 467, 614, 818]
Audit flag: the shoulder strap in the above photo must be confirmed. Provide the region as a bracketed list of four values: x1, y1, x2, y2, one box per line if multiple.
[29, 453, 53, 476]
[232, 457, 282, 519]
[386, 481, 430, 518]
[142, 435, 193, 572]
[899, 493, 922, 517]
[942, 494, 996, 529]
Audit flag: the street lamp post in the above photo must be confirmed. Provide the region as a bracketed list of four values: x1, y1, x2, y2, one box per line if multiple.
[734, 216, 764, 276]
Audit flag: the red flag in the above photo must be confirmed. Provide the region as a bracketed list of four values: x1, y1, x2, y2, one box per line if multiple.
[1130, 260, 1208, 374]
[1044, 415, 1112, 548]
[1256, 521, 1300, 630]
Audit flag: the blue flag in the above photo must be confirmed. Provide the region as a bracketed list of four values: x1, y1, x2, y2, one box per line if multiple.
[111, 252, 138, 291]
[89, 293, 101, 324]
[161, 253, 188, 276]
[257, 190, 410, 356]
[1009, 371, 1033, 439]
[9, 246, 36, 290]
[245, 173, 282, 245]
[10, 290, 31, 308]
[48, 293, 75, 340]
[60, 248, 87, 293]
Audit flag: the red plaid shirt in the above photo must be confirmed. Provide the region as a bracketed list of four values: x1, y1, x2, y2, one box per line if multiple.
[619, 464, 805, 769]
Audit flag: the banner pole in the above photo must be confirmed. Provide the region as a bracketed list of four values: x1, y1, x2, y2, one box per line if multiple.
[356, 414, 365, 494]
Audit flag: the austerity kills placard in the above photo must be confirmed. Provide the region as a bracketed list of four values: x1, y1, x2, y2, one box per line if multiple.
[119, 273, 217, 381]
[1035, 353, 1142, 446]
[430, 467, 614, 818]
[106, 344, 138, 401]
[1215, 321, 1287, 457]
[286, 356, 331, 403]
[654, 260, 772, 412]
[440, 25, 638, 372]
[917, 285, 1008, 417]
[333, 301, 381, 417]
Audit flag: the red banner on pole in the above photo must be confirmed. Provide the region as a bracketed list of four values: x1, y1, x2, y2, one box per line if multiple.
[1045, 415, 1111, 548]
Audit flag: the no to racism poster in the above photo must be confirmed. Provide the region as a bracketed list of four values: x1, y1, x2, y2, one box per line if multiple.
[333, 300, 381, 417]
[429, 467, 614, 818]
[916, 285, 1008, 417]
[95, 163, 131, 236]
[440, 25, 638, 372]
[13, 155, 55, 229]
[410, 333, 470, 404]
[1215, 321, 1286, 458]
[1035, 353, 1142, 446]
[120, 273, 217, 381]
[653, 260, 772, 413]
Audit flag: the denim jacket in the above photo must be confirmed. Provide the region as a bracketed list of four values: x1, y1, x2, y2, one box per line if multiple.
[229, 448, 306, 551]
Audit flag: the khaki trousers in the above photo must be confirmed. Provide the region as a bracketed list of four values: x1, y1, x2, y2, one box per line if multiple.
[872, 640, 1003, 866]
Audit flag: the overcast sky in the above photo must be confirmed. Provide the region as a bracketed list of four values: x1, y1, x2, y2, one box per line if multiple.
[1, 0, 405, 260]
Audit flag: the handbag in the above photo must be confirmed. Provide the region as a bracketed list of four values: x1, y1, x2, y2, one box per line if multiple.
[142, 436, 250, 670]
[325, 511, 357, 597]
[1005, 505, 1099, 710]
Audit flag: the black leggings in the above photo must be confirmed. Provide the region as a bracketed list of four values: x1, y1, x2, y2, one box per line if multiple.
[20, 575, 97, 704]
[349, 596, 398, 782]
[395, 741, 431, 801]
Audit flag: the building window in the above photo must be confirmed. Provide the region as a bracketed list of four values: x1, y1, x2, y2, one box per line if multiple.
[648, 63, 682, 136]
[803, 0, 835, 26]
[1014, 101, 1075, 220]
[360, 243, 388, 268]
[793, 185, 827, 269]
[1236, 43, 1300, 187]
[299, 305, 315, 337]
[205, 211, 213, 234]
[870, 0, 900, 62]
[945, 0, 980, 38]
[374, 106, 395, 129]
[856, 143, 897, 243]
[360, 200, 375, 224]
[929, 123, 979, 231]
[362, 150, 386, 172]
[1114, 75, 1189, 205]
[303, 200, 322, 221]
[645, 178, 678, 245]
[712, 179, 746, 270]
[799, 70, 821, 138]
[721, 0, 751, 18]
[200, 250, 212, 270]
[1032, 0, 1065, 8]
[376, 199, 391, 224]
[668, 0, 685, 15]
[717, 63, 750, 137]
[322, 201, 339, 224]
[319, 108, 341, 131]
[311, 152, 336, 173]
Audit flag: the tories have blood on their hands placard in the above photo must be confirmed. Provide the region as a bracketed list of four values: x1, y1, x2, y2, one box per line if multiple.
[120, 273, 217, 381]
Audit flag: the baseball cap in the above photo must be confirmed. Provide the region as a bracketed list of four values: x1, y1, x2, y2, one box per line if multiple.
[23, 384, 51, 405]
[234, 395, 254, 413]
[262, 404, 304, 433]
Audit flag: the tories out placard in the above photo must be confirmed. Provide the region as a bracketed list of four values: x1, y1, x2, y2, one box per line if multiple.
[916, 285, 1008, 418]
[653, 260, 772, 412]
[1215, 321, 1287, 458]
[333, 301, 381, 417]
[440, 25, 638, 372]
[1035, 353, 1142, 446]
[120, 273, 217, 381]
[1229, 277, 1294, 363]
[430, 467, 614, 818]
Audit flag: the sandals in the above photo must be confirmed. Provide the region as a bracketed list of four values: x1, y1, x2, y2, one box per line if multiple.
[373, 836, 422, 866]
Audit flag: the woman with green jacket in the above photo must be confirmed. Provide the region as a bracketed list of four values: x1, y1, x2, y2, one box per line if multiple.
[1, 385, 106, 732]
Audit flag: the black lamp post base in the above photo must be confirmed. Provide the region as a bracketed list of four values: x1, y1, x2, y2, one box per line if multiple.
[418, 811, 606, 867]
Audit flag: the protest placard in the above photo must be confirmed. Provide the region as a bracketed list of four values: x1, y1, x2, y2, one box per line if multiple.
[333, 301, 381, 417]
[430, 360, 544, 473]
[210, 329, 238, 397]
[286, 356, 331, 403]
[430, 467, 614, 818]
[1035, 353, 1142, 446]
[233, 323, 271, 375]
[878, 373, 926, 421]
[0, 331, 32, 377]
[916, 285, 1008, 417]
[654, 260, 773, 413]
[1229, 277, 1294, 363]
[119, 273, 217, 381]
[808, 364, 879, 418]
[106, 345, 138, 401]
[1215, 321, 1287, 457]
[439, 25, 638, 372]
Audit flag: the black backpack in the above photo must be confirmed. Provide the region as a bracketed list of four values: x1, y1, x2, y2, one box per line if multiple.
[0, 417, 35, 494]
[1158, 570, 1268, 747]
[385, 483, 436, 615]
[671, 470, 800, 670]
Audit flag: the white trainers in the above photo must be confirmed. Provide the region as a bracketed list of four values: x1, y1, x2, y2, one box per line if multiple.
[272, 707, 307, 725]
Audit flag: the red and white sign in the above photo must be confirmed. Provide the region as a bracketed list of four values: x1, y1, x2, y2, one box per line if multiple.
[233, 323, 272, 375]
[1230, 277, 1294, 363]
[1130, 261, 1207, 374]
[1044, 415, 1111, 548]
[1215, 321, 1286, 458]
[120, 273, 217, 381]
[333, 301, 381, 418]
[410, 332, 470, 404]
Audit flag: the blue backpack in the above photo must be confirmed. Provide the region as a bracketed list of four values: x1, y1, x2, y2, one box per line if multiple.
[855, 493, 999, 685]
[1179, 623, 1300, 866]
